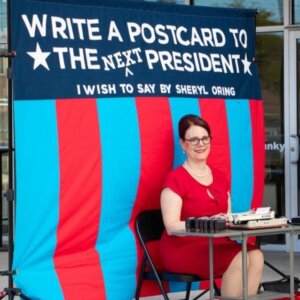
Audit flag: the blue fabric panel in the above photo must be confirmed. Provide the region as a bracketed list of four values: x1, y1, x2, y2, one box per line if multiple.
[168, 281, 201, 294]
[13, 100, 63, 300]
[96, 98, 140, 300]
[226, 99, 254, 212]
[12, 1, 260, 100]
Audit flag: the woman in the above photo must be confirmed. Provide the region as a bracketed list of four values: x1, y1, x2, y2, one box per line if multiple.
[160, 114, 264, 297]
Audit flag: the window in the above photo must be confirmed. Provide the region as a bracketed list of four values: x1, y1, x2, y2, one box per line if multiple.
[0, 1, 7, 44]
[293, 0, 300, 24]
[194, 0, 284, 26]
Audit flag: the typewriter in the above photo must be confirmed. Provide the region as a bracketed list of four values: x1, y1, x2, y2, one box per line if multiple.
[227, 207, 288, 229]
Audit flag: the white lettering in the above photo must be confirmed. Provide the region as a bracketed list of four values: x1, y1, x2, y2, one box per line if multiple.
[22, 14, 47, 37]
[211, 86, 236, 96]
[53, 47, 100, 69]
[76, 84, 117, 96]
[127, 22, 227, 47]
[265, 142, 285, 152]
[108, 21, 123, 41]
[145, 49, 241, 74]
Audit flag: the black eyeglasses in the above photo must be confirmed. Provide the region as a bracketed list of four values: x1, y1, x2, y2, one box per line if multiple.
[184, 136, 211, 146]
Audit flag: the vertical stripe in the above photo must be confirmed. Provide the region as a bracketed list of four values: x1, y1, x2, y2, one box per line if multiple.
[169, 98, 201, 168]
[133, 97, 174, 211]
[199, 98, 231, 185]
[132, 97, 173, 297]
[168, 281, 201, 294]
[226, 100, 254, 212]
[249, 100, 265, 208]
[168, 98, 201, 293]
[54, 99, 105, 300]
[13, 100, 63, 300]
[96, 98, 140, 300]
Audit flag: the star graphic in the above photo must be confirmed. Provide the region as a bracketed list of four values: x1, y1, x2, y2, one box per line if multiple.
[241, 53, 252, 75]
[27, 42, 51, 70]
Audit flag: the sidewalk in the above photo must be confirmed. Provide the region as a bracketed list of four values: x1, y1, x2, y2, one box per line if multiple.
[141, 250, 300, 299]
[0, 251, 299, 299]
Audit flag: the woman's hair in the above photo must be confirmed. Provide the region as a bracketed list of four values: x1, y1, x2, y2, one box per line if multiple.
[178, 114, 211, 139]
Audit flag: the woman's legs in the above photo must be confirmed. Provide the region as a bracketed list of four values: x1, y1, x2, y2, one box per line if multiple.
[221, 249, 264, 298]
[221, 251, 244, 297]
[247, 250, 264, 294]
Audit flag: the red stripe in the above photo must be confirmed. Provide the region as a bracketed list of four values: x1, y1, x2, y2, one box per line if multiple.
[54, 99, 106, 300]
[200, 278, 222, 290]
[199, 99, 231, 185]
[130, 97, 174, 296]
[249, 100, 265, 209]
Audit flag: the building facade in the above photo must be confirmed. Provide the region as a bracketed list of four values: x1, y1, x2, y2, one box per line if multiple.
[0, 0, 299, 251]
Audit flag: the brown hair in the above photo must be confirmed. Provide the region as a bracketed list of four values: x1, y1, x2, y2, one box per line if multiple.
[178, 114, 211, 140]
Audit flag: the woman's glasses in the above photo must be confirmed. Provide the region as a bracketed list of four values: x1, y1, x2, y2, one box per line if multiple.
[184, 136, 211, 146]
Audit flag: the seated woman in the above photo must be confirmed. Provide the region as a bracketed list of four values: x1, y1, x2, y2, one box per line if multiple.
[160, 114, 264, 298]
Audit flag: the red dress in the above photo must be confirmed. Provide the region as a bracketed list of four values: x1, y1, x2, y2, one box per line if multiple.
[160, 165, 256, 277]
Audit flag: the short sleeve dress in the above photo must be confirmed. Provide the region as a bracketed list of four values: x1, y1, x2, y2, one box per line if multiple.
[159, 165, 256, 278]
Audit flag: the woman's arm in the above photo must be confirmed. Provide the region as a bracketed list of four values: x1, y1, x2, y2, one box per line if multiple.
[227, 192, 232, 214]
[160, 187, 185, 235]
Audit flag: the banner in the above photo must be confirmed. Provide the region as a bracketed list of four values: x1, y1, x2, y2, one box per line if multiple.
[11, 0, 265, 299]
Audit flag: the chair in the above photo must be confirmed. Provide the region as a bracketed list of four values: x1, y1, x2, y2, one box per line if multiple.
[134, 209, 220, 300]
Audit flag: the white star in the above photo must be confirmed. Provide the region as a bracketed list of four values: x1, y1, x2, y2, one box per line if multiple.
[241, 53, 252, 75]
[27, 42, 51, 70]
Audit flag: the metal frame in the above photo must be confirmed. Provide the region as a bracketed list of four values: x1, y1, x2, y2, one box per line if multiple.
[0, 0, 28, 298]
[286, 29, 300, 252]
[174, 226, 300, 300]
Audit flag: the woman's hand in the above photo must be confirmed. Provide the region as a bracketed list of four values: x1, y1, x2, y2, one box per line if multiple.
[212, 212, 231, 223]
[212, 212, 227, 218]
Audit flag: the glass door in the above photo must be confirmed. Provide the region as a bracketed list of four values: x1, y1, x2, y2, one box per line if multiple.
[287, 30, 300, 251]
[257, 32, 286, 249]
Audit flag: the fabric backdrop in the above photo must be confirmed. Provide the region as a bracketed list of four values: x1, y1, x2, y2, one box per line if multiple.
[11, 0, 265, 299]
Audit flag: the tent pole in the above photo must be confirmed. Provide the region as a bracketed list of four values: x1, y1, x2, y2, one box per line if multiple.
[0, 0, 30, 298]
[6, 0, 14, 290]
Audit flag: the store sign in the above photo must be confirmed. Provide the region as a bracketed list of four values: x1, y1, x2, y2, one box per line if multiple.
[265, 142, 285, 152]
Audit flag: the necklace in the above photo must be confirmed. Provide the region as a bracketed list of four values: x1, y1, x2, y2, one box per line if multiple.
[184, 161, 209, 178]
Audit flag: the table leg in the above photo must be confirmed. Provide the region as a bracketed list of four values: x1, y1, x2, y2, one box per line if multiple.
[209, 237, 214, 300]
[290, 232, 295, 300]
[242, 236, 248, 300]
